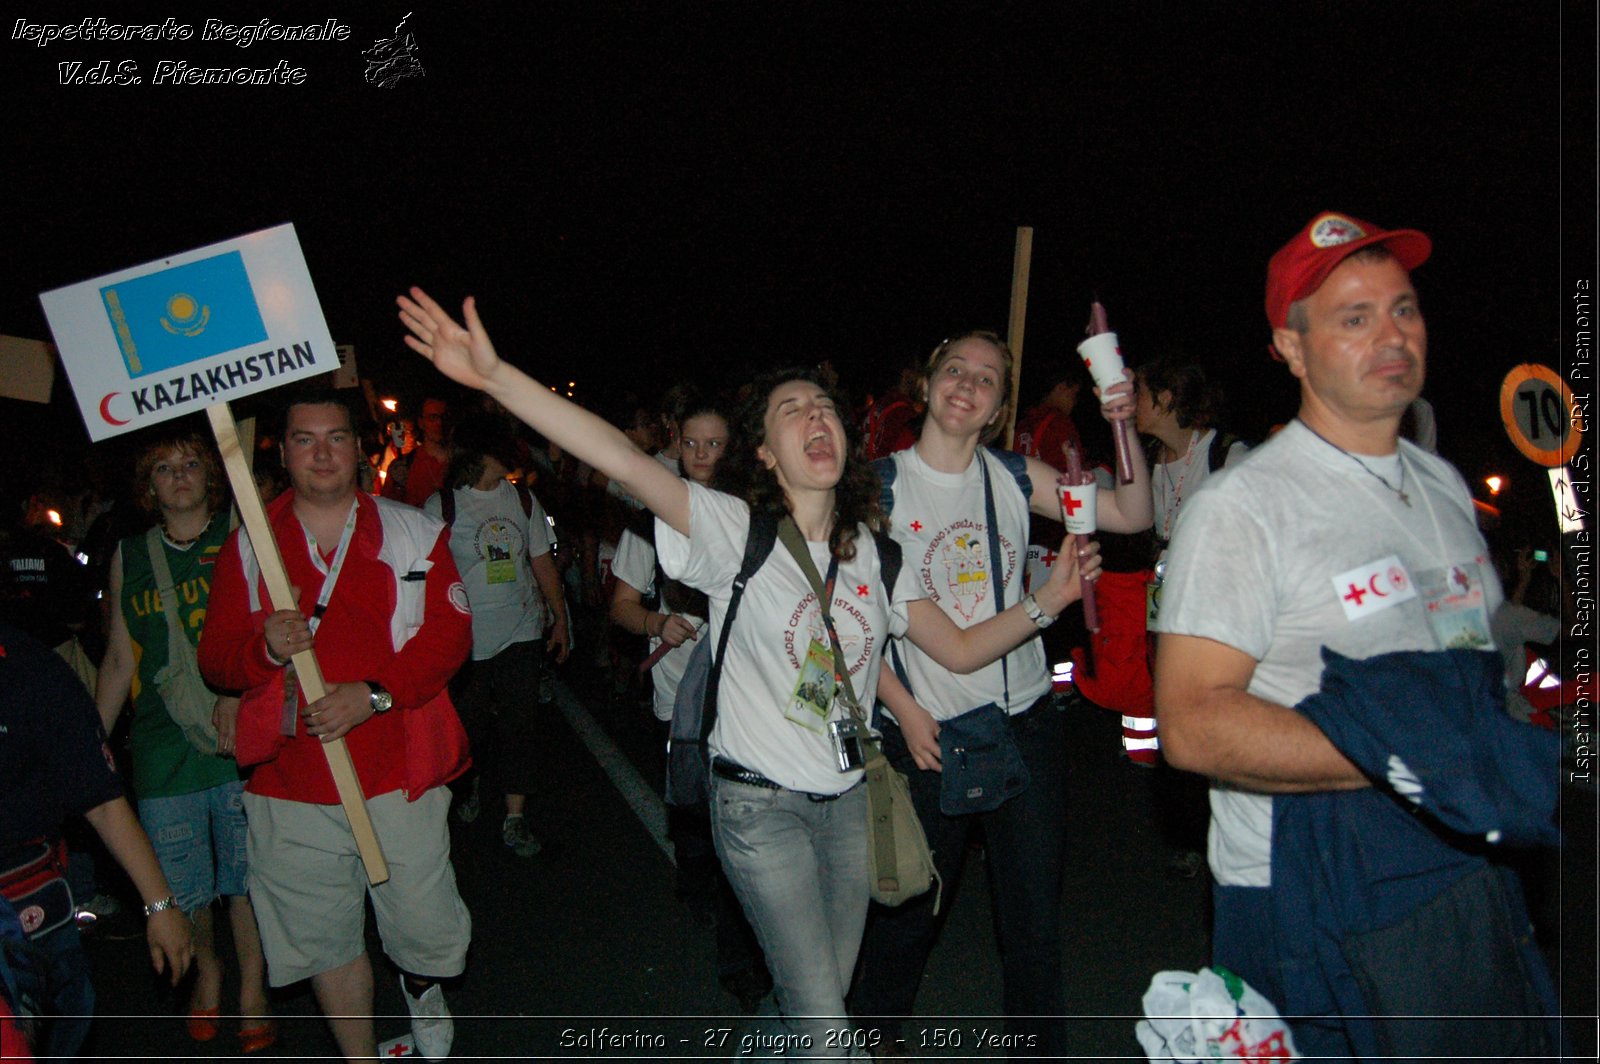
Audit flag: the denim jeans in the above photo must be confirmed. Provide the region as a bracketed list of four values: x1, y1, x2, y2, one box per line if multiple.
[849, 697, 1068, 1056]
[710, 774, 868, 1059]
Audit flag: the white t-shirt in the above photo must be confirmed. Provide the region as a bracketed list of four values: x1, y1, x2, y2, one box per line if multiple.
[613, 528, 705, 722]
[655, 482, 917, 795]
[882, 446, 1049, 718]
[1152, 427, 1250, 545]
[1153, 420, 1501, 887]
[425, 480, 553, 660]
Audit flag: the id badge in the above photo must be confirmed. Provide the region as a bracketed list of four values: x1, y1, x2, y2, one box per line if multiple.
[1415, 561, 1494, 650]
[785, 639, 835, 732]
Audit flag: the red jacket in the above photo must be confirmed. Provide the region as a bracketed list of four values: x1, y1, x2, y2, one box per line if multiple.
[199, 491, 472, 803]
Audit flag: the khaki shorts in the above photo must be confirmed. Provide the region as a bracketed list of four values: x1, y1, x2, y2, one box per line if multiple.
[244, 788, 471, 987]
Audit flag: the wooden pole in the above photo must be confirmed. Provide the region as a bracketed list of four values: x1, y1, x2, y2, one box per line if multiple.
[1003, 226, 1034, 449]
[207, 402, 390, 885]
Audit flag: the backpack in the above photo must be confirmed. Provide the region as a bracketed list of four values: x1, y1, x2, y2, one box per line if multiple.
[874, 446, 1031, 517]
[664, 511, 903, 807]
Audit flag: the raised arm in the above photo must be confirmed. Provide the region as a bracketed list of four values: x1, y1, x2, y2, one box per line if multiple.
[905, 534, 1095, 673]
[398, 288, 691, 534]
[1154, 633, 1366, 792]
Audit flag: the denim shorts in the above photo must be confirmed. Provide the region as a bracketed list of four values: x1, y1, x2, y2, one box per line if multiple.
[137, 779, 248, 912]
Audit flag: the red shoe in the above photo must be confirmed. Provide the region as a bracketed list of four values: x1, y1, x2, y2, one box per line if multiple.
[239, 1019, 278, 1054]
[186, 1005, 221, 1042]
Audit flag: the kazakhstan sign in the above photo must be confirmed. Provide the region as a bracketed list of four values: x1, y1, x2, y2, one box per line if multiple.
[41, 224, 334, 440]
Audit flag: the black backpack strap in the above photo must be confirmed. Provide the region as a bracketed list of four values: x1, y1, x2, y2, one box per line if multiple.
[514, 481, 534, 518]
[439, 488, 455, 526]
[1207, 430, 1247, 472]
[699, 509, 780, 745]
[985, 445, 1032, 501]
[873, 456, 898, 518]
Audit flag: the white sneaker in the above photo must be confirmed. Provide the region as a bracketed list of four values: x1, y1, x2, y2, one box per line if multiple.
[401, 976, 454, 1060]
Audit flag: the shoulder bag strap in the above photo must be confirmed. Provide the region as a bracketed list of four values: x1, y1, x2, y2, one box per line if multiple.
[777, 517, 864, 723]
[144, 527, 195, 662]
[977, 455, 1012, 711]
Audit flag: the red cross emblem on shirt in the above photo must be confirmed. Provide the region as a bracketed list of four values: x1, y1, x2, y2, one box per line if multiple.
[1343, 583, 1367, 607]
[1062, 493, 1084, 516]
[386, 1041, 412, 1058]
[855, 584, 869, 598]
[1040, 549, 1058, 566]
[909, 520, 922, 532]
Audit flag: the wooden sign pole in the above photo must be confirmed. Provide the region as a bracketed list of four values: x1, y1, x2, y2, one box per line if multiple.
[1003, 226, 1034, 449]
[207, 402, 390, 885]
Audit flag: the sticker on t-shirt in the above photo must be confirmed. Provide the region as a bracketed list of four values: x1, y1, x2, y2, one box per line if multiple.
[785, 639, 835, 733]
[1331, 555, 1417, 622]
[1414, 561, 1494, 650]
[474, 518, 522, 585]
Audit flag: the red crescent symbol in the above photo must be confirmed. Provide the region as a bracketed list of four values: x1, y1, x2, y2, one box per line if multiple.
[1367, 573, 1389, 597]
[99, 392, 130, 426]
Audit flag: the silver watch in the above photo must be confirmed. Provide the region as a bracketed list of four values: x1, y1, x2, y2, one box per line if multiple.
[366, 681, 394, 714]
[1021, 593, 1057, 629]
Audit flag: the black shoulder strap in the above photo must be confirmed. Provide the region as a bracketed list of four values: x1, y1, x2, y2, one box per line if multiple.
[514, 481, 534, 518]
[985, 445, 1032, 500]
[439, 488, 455, 526]
[873, 455, 898, 517]
[1207, 430, 1246, 472]
[699, 509, 781, 743]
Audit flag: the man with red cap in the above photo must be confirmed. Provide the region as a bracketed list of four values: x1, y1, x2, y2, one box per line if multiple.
[1151, 213, 1561, 1058]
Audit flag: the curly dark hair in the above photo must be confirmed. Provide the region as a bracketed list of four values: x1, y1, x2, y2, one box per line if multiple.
[714, 365, 884, 562]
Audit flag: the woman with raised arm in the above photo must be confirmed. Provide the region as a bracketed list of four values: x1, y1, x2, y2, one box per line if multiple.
[849, 331, 1150, 1057]
[397, 289, 1097, 1056]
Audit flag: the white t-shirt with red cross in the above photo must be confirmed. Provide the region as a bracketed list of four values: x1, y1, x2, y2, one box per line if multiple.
[655, 482, 918, 795]
[881, 446, 1049, 719]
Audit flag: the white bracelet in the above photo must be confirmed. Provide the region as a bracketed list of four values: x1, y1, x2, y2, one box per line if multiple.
[143, 895, 180, 917]
[1021, 593, 1056, 629]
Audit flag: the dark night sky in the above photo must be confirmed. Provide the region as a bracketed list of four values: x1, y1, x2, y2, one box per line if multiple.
[3, 1, 1592, 541]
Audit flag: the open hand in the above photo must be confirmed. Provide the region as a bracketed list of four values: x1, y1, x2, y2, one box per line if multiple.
[398, 288, 504, 392]
[146, 908, 195, 986]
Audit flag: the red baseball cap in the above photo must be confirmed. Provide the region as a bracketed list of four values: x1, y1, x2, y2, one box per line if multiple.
[1265, 211, 1432, 330]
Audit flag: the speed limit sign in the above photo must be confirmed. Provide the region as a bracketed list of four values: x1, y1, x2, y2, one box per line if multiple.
[1499, 364, 1582, 466]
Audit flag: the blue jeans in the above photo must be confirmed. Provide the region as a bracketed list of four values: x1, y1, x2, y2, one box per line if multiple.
[710, 774, 868, 1059]
[138, 780, 249, 913]
[849, 698, 1068, 1056]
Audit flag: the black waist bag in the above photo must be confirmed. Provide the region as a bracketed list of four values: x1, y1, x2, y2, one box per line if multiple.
[937, 702, 1029, 815]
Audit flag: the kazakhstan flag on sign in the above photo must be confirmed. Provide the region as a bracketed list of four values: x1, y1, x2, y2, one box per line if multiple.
[100, 251, 269, 377]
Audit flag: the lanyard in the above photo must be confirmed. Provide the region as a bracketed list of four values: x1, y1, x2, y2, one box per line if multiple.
[300, 501, 359, 634]
[777, 518, 863, 720]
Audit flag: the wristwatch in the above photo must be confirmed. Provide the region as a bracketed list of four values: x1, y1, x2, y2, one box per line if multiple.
[366, 681, 394, 714]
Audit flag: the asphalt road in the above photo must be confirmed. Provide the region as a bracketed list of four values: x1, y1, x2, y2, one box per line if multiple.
[70, 658, 1595, 1061]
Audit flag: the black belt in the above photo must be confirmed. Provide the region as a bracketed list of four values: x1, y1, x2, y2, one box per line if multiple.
[711, 757, 850, 802]
[712, 757, 781, 790]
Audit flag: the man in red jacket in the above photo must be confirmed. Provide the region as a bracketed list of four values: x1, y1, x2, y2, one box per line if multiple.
[199, 390, 473, 1062]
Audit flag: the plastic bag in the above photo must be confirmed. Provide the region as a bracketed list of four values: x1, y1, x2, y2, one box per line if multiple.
[1135, 966, 1299, 1062]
